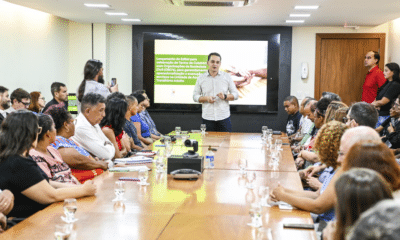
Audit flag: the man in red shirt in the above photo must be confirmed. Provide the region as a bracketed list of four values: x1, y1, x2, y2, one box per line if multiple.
[362, 51, 387, 103]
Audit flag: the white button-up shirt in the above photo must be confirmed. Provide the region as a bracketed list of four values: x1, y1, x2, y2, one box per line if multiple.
[193, 71, 239, 121]
[72, 113, 115, 161]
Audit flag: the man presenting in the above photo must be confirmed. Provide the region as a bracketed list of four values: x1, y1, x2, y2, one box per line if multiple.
[362, 51, 386, 103]
[193, 52, 239, 132]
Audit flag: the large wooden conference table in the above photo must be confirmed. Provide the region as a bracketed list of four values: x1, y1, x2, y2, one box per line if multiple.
[0, 132, 317, 240]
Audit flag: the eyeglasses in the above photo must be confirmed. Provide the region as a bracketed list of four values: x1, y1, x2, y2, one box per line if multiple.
[37, 126, 42, 134]
[39, 97, 45, 101]
[343, 116, 352, 123]
[21, 101, 31, 106]
[337, 150, 345, 157]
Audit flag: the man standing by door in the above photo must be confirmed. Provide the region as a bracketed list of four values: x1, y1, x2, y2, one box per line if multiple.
[362, 51, 386, 103]
[193, 52, 239, 132]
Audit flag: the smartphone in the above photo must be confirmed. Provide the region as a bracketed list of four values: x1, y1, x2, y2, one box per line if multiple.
[111, 78, 117, 87]
[283, 223, 314, 229]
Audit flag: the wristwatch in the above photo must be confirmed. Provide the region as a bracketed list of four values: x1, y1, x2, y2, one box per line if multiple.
[224, 94, 227, 100]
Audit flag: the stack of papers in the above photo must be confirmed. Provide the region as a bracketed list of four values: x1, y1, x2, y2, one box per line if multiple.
[114, 156, 153, 165]
[109, 165, 150, 172]
[135, 152, 156, 156]
[270, 201, 294, 210]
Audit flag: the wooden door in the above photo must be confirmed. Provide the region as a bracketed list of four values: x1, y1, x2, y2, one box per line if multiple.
[315, 33, 385, 106]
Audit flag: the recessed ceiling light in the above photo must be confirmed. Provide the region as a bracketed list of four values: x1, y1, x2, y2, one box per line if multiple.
[121, 18, 141, 22]
[286, 20, 305, 23]
[105, 12, 128, 16]
[294, 5, 319, 10]
[84, 3, 111, 8]
[290, 14, 311, 17]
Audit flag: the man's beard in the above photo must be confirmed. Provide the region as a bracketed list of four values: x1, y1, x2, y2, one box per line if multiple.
[1, 101, 10, 110]
[98, 75, 105, 84]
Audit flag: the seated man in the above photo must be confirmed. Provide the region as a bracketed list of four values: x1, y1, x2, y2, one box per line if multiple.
[345, 101, 378, 128]
[295, 98, 332, 169]
[0, 86, 10, 124]
[5, 88, 30, 114]
[72, 93, 115, 162]
[289, 97, 314, 144]
[42, 82, 69, 113]
[283, 96, 302, 137]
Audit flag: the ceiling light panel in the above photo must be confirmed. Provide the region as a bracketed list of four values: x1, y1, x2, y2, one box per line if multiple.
[84, 3, 111, 8]
[105, 12, 128, 15]
[290, 14, 311, 17]
[294, 5, 319, 10]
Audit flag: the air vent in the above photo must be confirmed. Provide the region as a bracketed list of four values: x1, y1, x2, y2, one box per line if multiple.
[164, 0, 256, 7]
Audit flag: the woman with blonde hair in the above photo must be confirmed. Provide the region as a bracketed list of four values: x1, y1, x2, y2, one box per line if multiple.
[271, 121, 349, 224]
[325, 101, 348, 124]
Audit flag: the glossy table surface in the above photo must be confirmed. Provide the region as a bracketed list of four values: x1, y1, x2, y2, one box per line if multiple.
[0, 132, 316, 240]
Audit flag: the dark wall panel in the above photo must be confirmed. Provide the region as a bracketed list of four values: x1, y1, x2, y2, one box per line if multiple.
[132, 26, 292, 133]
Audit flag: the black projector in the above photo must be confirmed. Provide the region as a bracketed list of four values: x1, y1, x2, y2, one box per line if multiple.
[167, 155, 204, 174]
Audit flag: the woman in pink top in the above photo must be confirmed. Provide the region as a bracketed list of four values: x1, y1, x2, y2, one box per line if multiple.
[29, 114, 79, 186]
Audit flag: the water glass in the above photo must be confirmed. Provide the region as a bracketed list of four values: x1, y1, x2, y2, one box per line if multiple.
[138, 169, 150, 185]
[275, 139, 283, 151]
[200, 124, 206, 135]
[175, 126, 181, 136]
[248, 202, 262, 228]
[256, 228, 273, 240]
[62, 198, 78, 223]
[156, 157, 165, 173]
[258, 186, 271, 207]
[238, 158, 247, 175]
[113, 181, 126, 201]
[246, 171, 256, 189]
[262, 126, 268, 137]
[54, 224, 71, 240]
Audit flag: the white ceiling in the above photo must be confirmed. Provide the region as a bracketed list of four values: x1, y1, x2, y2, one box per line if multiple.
[5, 0, 400, 27]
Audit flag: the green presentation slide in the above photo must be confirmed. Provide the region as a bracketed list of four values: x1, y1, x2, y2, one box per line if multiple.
[154, 54, 208, 86]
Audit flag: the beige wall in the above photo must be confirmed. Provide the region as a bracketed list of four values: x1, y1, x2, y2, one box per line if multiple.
[0, 1, 69, 101]
[291, 23, 391, 99]
[389, 17, 400, 64]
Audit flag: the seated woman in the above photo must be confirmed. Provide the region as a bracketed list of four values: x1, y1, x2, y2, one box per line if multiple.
[0, 110, 96, 218]
[0, 189, 14, 232]
[46, 106, 107, 182]
[100, 98, 129, 158]
[131, 93, 157, 145]
[28, 91, 46, 113]
[376, 96, 400, 137]
[341, 141, 400, 191]
[29, 114, 79, 185]
[271, 121, 349, 224]
[323, 168, 393, 240]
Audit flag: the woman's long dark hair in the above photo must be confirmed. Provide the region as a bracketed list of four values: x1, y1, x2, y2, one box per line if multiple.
[77, 59, 103, 102]
[100, 98, 127, 136]
[334, 168, 393, 240]
[0, 110, 38, 161]
[386, 62, 400, 84]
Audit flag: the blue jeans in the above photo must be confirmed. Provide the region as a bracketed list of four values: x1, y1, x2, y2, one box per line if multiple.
[202, 117, 232, 132]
